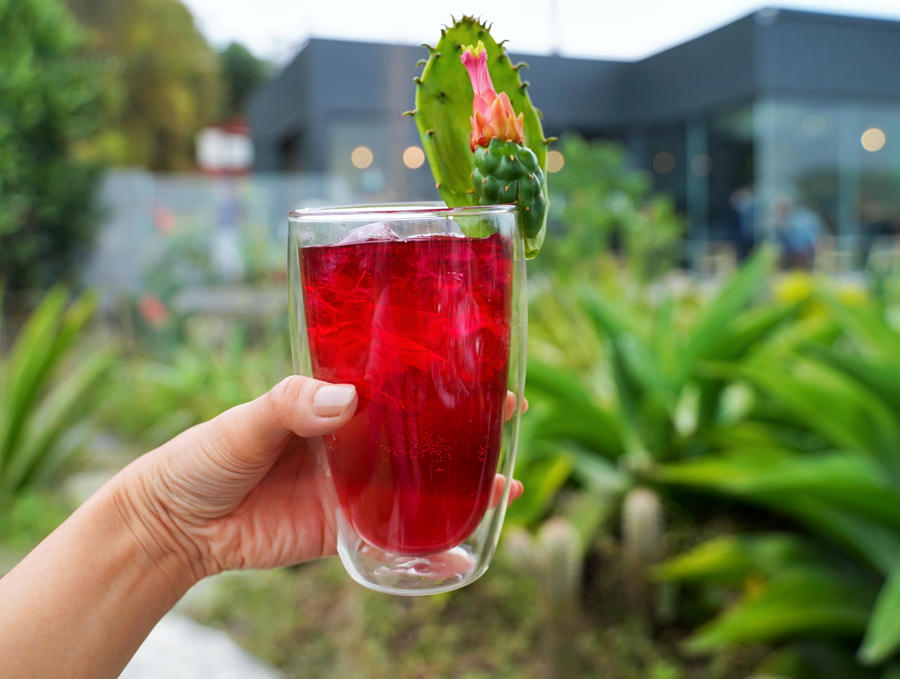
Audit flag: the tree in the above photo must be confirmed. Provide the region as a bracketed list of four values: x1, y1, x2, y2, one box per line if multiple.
[0, 0, 105, 296]
[220, 42, 269, 121]
[66, 0, 222, 170]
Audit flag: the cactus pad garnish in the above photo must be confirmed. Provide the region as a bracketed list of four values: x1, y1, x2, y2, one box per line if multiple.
[409, 17, 550, 258]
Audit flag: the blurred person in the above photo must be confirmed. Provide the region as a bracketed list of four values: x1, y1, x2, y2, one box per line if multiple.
[211, 177, 245, 281]
[0, 376, 524, 679]
[729, 184, 756, 261]
[771, 194, 824, 270]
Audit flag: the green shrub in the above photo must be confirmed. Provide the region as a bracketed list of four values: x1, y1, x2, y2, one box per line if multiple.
[0, 0, 105, 295]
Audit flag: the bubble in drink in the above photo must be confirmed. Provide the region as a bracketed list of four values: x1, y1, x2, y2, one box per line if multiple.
[300, 232, 511, 555]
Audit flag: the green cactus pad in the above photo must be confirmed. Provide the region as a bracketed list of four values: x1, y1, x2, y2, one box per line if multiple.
[410, 16, 550, 258]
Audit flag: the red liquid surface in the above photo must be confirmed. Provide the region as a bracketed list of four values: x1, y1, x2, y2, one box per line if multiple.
[300, 233, 511, 555]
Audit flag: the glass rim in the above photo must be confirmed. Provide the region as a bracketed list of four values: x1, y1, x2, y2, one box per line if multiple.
[289, 201, 517, 222]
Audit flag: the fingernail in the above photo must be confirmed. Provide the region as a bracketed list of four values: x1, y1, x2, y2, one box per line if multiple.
[313, 384, 356, 417]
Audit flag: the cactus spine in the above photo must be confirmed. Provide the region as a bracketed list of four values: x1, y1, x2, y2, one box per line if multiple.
[409, 16, 551, 258]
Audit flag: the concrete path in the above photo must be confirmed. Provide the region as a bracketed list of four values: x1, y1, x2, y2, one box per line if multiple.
[120, 612, 283, 679]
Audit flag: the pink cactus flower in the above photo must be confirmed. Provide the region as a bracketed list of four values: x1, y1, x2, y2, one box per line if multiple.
[460, 41, 524, 151]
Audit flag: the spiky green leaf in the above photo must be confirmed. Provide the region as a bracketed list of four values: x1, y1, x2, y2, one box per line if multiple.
[860, 570, 900, 665]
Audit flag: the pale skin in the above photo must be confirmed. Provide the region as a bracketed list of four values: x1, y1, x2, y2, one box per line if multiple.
[0, 375, 524, 679]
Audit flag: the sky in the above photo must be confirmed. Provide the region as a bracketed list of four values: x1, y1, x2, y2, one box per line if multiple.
[181, 0, 900, 64]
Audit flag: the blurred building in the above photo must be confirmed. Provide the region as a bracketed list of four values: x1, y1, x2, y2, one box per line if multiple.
[249, 8, 900, 265]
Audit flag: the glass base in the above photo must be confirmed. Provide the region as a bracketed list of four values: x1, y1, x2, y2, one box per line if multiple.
[335, 519, 489, 596]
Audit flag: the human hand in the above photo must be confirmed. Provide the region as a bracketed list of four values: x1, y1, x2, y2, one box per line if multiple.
[111, 376, 525, 588]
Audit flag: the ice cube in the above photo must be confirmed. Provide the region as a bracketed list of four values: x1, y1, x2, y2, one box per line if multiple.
[337, 222, 400, 244]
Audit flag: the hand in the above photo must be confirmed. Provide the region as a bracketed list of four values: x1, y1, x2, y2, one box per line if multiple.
[111, 376, 525, 588]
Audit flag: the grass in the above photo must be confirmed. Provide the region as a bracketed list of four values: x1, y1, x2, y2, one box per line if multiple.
[189, 532, 768, 679]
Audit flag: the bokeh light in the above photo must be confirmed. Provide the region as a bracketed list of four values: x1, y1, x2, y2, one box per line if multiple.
[691, 154, 712, 176]
[547, 150, 565, 173]
[861, 127, 886, 152]
[402, 145, 425, 169]
[351, 145, 373, 169]
[653, 151, 675, 174]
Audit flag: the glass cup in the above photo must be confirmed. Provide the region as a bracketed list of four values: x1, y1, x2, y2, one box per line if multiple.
[288, 203, 526, 595]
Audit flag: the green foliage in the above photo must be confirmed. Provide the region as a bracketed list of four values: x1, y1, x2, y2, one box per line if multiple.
[0, 490, 70, 552]
[219, 42, 269, 120]
[66, 0, 222, 170]
[102, 324, 290, 444]
[525, 247, 782, 480]
[861, 571, 900, 665]
[653, 294, 900, 671]
[0, 288, 113, 502]
[411, 16, 549, 257]
[544, 136, 683, 281]
[521, 250, 900, 673]
[0, 0, 105, 294]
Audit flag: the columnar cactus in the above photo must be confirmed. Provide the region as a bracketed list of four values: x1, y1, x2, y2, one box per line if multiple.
[622, 487, 665, 617]
[407, 16, 551, 258]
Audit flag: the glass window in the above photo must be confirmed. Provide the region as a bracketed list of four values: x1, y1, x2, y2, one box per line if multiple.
[755, 97, 900, 269]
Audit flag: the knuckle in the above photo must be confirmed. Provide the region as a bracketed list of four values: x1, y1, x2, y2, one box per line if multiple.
[267, 376, 306, 416]
[266, 375, 319, 431]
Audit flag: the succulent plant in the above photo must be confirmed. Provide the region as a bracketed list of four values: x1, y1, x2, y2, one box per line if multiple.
[407, 16, 551, 258]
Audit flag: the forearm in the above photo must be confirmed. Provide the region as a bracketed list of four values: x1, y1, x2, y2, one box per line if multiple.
[0, 479, 196, 679]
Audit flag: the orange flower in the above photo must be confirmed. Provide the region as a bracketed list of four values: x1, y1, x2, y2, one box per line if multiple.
[138, 294, 170, 328]
[460, 41, 524, 151]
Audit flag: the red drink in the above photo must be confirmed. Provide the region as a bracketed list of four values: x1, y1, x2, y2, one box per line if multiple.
[300, 233, 511, 555]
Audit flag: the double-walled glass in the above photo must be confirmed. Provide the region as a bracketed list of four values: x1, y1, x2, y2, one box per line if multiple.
[288, 203, 526, 595]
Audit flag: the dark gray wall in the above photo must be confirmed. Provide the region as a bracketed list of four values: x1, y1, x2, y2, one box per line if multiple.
[756, 9, 900, 99]
[248, 8, 900, 171]
[625, 15, 757, 123]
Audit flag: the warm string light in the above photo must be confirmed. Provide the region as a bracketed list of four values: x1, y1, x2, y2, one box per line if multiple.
[861, 127, 886, 152]
[351, 146, 373, 169]
[402, 145, 425, 169]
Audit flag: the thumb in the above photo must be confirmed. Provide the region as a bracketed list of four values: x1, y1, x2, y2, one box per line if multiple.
[193, 375, 358, 470]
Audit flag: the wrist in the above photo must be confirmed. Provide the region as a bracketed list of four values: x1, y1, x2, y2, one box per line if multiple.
[106, 461, 208, 595]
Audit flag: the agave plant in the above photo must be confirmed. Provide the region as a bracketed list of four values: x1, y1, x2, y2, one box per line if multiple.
[655, 294, 900, 676]
[0, 288, 113, 503]
[516, 248, 802, 519]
